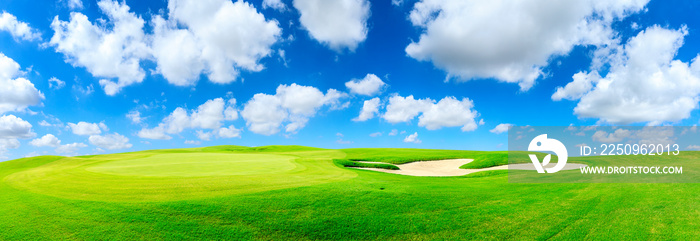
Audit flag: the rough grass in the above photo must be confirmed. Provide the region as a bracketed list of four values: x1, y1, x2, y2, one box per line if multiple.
[1, 146, 699, 240]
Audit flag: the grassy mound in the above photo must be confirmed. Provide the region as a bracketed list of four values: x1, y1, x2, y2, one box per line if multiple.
[333, 159, 400, 170]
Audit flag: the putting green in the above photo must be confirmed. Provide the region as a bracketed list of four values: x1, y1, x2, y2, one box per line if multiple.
[86, 153, 297, 177]
[4, 150, 356, 202]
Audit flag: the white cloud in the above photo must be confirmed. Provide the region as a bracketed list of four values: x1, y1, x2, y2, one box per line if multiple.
[38, 120, 52, 127]
[99, 122, 109, 132]
[241, 83, 346, 135]
[293, 0, 370, 51]
[383, 95, 432, 123]
[55, 142, 87, 154]
[48, 77, 66, 90]
[403, 132, 421, 144]
[138, 97, 237, 139]
[195, 130, 213, 141]
[388, 129, 398, 136]
[383, 95, 479, 131]
[68, 122, 102, 136]
[30, 134, 61, 147]
[0, 138, 20, 159]
[592, 129, 631, 143]
[418, 97, 478, 131]
[224, 99, 238, 121]
[152, 0, 281, 86]
[184, 140, 200, 145]
[88, 133, 132, 150]
[391, 0, 403, 6]
[353, 97, 380, 121]
[218, 125, 241, 138]
[552, 71, 601, 101]
[555, 26, 700, 124]
[64, 0, 83, 10]
[72, 83, 94, 97]
[686, 145, 700, 151]
[49, 0, 150, 95]
[635, 126, 675, 146]
[191, 98, 227, 130]
[490, 123, 512, 134]
[369, 132, 382, 137]
[0, 115, 34, 139]
[263, 0, 287, 10]
[0, 11, 41, 41]
[345, 74, 387, 96]
[137, 126, 171, 140]
[336, 139, 352, 144]
[0, 139, 19, 149]
[240, 94, 285, 135]
[406, 0, 647, 90]
[0, 53, 44, 114]
[126, 110, 142, 124]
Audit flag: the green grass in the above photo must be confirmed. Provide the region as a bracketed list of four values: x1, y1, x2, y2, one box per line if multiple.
[1, 146, 699, 240]
[333, 159, 400, 170]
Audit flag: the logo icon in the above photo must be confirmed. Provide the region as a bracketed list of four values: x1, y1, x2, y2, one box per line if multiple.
[527, 134, 568, 173]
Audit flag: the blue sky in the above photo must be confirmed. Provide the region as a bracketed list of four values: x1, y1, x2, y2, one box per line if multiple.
[1, 0, 700, 160]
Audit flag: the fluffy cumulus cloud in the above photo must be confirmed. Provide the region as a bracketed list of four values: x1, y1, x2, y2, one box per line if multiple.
[50, 0, 150, 96]
[345, 74, 387, 96]
[242, 83, 346, 135]
[554, 26, 700, 124]
[490, 123, 512, 134]
[217, 125, 241, 138]
[383, 95, 432, 123]
[0, 114, 32, 158]
[152, 0, 281, 86]
[30, 134, 61, 147]
[0, 11, 41, 41]
[403, 132, 421, 144]
[138, 98, 239, 140]
[383, 95, 479, 131]
[293, 0, 370, 51]
[0, 115, 34, 139]
[406, 0, 648, 90]
[0, 53, 44, 114]
[418, 97, 479, 131]
[353, 97, 380, 121]
[68, 122, 105, 136]
[50, 0, 281, 93]
[89, 133, 132, 150]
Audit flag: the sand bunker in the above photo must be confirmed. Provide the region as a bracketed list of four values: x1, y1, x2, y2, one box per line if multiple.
[351, 159, 587, 177]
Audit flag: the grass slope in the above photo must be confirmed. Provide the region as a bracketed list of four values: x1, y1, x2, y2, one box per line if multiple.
[0, 146, 698, 240]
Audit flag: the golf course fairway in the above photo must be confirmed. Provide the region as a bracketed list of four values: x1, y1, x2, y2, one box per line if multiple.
[1, 145, 699, 240]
